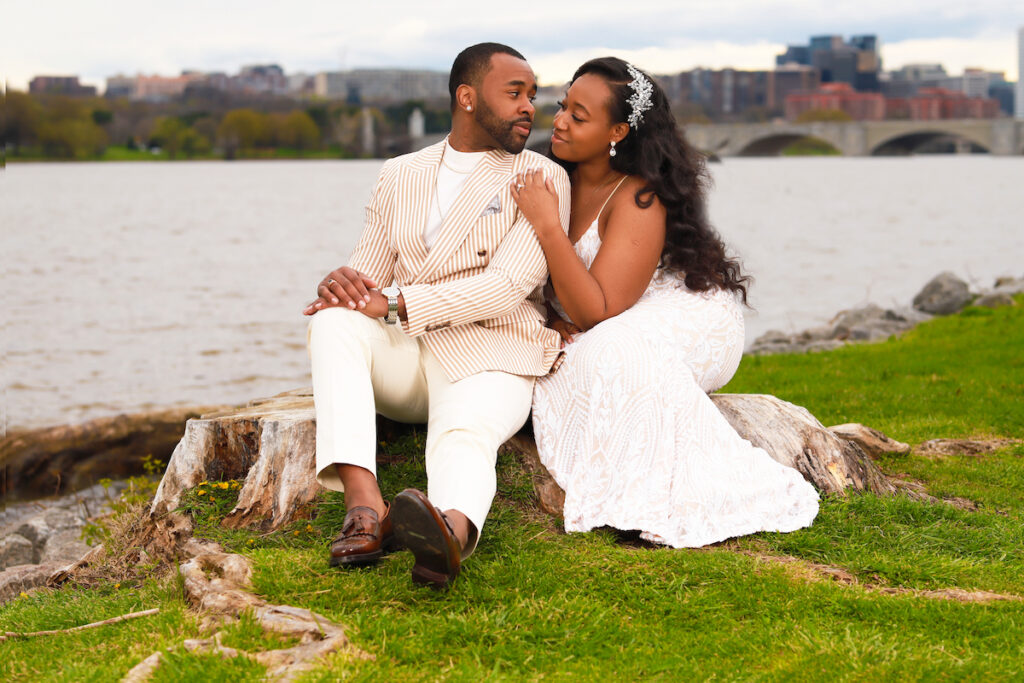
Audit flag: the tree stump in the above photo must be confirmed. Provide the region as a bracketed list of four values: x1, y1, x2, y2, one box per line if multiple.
[149, 388, 896, 532]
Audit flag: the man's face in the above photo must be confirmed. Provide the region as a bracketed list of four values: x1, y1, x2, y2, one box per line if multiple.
[473, 53, 537, 154]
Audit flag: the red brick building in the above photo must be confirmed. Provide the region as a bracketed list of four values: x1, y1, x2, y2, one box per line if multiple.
[784, 83, 885, 120]
[885, 88, 1000, 120]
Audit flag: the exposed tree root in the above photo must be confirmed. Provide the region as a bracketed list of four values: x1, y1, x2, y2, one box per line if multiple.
[732, 547, 1023, 604]
[120, 541, 368, 682]
[915, 438, 1020, 457]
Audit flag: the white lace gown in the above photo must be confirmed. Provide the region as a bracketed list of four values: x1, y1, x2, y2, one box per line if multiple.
[532, 220, 820, 548]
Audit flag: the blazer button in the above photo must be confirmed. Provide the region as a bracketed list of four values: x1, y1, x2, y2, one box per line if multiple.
[477, 249, 487, 257]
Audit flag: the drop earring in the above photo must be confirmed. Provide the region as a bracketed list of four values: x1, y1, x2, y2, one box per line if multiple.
[609, 140, 617, 157]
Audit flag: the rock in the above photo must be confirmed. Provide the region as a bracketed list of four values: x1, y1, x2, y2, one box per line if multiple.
[828, 423, 911, 457]
[992, 276, 1024, 295]
[803, 340, 846, 353]
[796, 325, 835, 342]
[0, 404, 229, 502]
[0, 562, 63, 603]
[912, 271, 972, 315]
[755, 329, 793, 345]
[974, 292, 1016, 308]
[0, 535, 35, 569]
[39, 529, 92, 565]
[993, 276, 1018, 288]
[150, 389, 897, 534]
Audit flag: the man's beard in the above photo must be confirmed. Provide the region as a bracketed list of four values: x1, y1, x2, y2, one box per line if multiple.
[475, 97, 531, 154]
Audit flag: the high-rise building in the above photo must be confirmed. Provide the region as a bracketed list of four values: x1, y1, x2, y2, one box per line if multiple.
[29, 76, 97, 96]
[776, 35, 881, 92]
[1016, 26, 1024, 119]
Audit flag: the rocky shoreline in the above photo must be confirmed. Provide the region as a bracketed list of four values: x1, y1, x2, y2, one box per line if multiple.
[0, 481, 127, 602]
[749, 271, 1023, 356]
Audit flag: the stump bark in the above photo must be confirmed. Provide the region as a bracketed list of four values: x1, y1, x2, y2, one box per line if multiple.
[149, 389, 896, 532]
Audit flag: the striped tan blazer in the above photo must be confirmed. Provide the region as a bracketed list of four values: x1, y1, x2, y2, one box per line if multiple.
[347, 138, 572, 381]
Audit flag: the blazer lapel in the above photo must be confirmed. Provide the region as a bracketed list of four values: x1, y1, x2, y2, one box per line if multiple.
[413, 147, 514, 282]
[393, 141, 443, 279]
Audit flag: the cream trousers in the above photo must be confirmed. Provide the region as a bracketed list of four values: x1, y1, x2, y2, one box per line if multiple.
[307, 307, 534, 552]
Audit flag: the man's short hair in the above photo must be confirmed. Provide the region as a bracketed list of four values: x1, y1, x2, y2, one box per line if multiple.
[448, 43, 526, 111]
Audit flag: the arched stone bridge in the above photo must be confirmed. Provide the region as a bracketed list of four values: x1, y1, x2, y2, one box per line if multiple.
[680, 119, 1024, 156]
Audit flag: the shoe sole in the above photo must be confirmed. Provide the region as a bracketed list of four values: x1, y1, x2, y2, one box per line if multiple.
[391, 492, 460, 589]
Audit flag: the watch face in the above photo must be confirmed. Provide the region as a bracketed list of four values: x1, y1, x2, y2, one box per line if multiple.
[382, 286, 400, 297]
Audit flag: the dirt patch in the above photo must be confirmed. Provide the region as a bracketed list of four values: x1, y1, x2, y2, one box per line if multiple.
[915, 438, 1019, 457]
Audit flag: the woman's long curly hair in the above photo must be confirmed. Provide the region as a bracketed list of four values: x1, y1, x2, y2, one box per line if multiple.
[551, 57, 750, 303]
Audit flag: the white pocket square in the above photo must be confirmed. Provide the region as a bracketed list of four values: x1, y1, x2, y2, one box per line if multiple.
[480, 195, 502, 217]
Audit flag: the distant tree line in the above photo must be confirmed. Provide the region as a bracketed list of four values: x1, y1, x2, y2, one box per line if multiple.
[2, 90, 453, 161]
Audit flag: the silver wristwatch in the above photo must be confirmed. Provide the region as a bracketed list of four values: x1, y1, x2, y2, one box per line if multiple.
[381, 286, 401, 325]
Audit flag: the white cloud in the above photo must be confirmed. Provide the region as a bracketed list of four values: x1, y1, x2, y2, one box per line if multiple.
[882, 37, 1019, 80]
[4, 1, 1021, 90]
[530, 42, 787, 85]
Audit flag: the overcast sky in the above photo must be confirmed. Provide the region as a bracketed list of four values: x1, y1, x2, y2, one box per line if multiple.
[5, 0, 1022, 91]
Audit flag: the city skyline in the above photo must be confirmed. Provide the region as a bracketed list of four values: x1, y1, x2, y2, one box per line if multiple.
[7, 1, 1022, 91]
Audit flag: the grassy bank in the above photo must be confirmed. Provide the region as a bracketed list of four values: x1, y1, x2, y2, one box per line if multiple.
[5, 145, 361, 163]
[3, 299, 1022, 680]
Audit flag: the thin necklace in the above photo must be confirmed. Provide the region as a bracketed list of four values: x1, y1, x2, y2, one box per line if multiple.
[441, 154, 475, 174]
[434, 141, 482, 224]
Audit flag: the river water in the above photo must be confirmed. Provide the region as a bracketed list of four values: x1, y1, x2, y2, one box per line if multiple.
[4, 156, 1022, 431]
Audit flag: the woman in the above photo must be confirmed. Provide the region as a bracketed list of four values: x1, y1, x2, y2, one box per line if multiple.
[510, 57, 818, 547]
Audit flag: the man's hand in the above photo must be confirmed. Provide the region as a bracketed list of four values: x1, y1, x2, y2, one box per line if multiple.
[303, 267, 377, 316]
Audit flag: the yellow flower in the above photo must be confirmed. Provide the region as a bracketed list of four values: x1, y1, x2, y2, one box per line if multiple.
[200, 481, 209, 486]
[115, 583, 121, 589]
[19, 591, 28, 599]
[248, 539, 255, 545]
[305, 524, 313, 532]
[293, 530, 300, 536]
[219, 482, 230, 490]
[209, 495, 216, 502]
[197, 489, 206, 496]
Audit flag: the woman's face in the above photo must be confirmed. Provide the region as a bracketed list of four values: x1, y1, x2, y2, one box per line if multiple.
[550, 73, 621, 163]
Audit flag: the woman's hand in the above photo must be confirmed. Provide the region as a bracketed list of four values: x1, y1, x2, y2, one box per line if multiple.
[550, 316, 581, 347]
[510, 169, 561, 240]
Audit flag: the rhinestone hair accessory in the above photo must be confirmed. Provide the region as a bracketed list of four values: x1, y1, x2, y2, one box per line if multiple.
[625, 63, 654, 129]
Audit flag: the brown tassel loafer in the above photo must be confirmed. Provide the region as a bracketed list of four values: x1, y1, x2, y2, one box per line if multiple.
[391, 488, 462, 589]
[329, 503, 396, 567]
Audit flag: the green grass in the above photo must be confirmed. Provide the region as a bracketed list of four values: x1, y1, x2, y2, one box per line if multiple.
[3, 299, 1023, 680]
[724, 301, 1024, 443]
[781, 137, 842, 156]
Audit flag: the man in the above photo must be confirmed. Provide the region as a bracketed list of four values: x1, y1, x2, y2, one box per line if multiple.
[303, 43, 570, 589]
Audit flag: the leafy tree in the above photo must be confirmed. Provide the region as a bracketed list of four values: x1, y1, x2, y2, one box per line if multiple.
[151, 116, 187, 159]
[279, 110, 320, 151]
[179, 128, 211, 158]
[218, 108, 267, 158]
[794, 108, 854, 123]
[37, 118, 107, 159]
[91, 109, 114, 126]
[2, 91, 42, 153]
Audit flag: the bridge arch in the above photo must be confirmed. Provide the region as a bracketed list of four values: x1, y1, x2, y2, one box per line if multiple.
[736, 133, 841, 156]
[870, 129, 991, 155]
